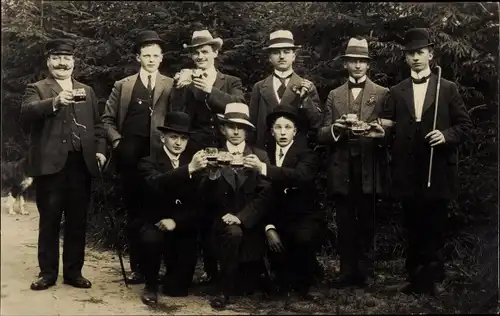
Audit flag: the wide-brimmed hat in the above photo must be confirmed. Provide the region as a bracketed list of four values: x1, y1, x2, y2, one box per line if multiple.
[263, 30, 302, 50]
[157, 111, 192, 134]
[216, 103, 255, 130]
[182, 30, 223, 50]
[341, 37, 370, 59]
[45, 38, 76, 56]
[403, 28, 434, 51]
[134, 30, 166, 53]
[266, 105, 302, 130]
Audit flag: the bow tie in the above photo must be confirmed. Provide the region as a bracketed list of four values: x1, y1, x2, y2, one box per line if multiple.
[411, 75, 430, 84]
[348, 81, 365, 89]
[231, 151, 242, 156]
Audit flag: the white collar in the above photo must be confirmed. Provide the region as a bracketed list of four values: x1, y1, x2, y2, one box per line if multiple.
[202, 66, 217, 77]
[348, 75, 367, 84]
[163, 146, 180, 162]
[54, 77, 72, 83]
[411, 67, 431, 80]
[276, 140, 294, 157]
[226, 141, 246, 154]
[274, 69, 294, 78]
[140, 68, 158, 81]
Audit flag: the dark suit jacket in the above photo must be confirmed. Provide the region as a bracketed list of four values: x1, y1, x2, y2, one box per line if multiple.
[201, 144, 273, 262]
[264, 141, 322, 224]
[21, 77, 106, 177]
[101, 73, 174, 152]
[249, 72, 323, 149]
[382, 74, 472, 200]
[137, 147, 202, 232]
[317, 78, 390, 196]
[169, 71, 245, 148]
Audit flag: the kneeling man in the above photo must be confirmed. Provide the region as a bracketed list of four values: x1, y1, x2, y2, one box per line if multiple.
[137, 111, 208, 305]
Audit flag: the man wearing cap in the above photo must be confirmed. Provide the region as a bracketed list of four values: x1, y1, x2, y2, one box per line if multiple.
[249, 30, 323, 150]
[317, 37, 389, 288]
[382, 28, 472, 296]
[101, 30, 174, 284]
[170, 29, 246, 284]
[258, 105, 325, 299]
[200, 102, 273, 308]
[137, 111, 208, 305]
[21, 38, 107, 290]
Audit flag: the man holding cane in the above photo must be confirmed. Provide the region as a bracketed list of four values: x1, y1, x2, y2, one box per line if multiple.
[21, 39, 107, 290]
[383, 28, 472, 296]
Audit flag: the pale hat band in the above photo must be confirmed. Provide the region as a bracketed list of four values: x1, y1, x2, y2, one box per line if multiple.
[216, 112, 255, 129]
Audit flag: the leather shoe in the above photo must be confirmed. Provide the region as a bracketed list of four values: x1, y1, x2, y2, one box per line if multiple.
[126, 272, 145, 284]
[63, 276, 92, 288]
[210, 294, 230, 309]
[141, 287, 158, 306]
[30, 276, 56, 291]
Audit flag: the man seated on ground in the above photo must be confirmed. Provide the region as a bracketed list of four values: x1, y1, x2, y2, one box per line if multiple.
[256, 105, 326, 300]
[200, 102, 274, 309]
[136, 111, 208, 306]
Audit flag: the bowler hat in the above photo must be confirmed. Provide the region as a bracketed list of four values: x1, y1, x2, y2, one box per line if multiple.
[44, 38, 76, 55]
[341, 37, 370, 59]
[403, 28, 434, 51]
[263, 30, 302, 50]
[134, 30, 166, 53]
[157, 112, 192, 135]
[216, 103, 255, 130]
[183, 30, 223, 50]
[266, 105, 302, 130]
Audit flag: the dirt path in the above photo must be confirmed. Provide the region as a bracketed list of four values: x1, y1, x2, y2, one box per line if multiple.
[0, 201, 246, 315]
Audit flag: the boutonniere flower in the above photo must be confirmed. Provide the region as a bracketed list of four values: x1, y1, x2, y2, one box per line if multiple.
[366, 94, 377, 106]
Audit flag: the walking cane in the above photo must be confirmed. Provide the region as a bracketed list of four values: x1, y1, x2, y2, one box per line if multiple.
[427, 65, 442, 187]
[97, 158, 129, 288]
[372, 139, 378, 256]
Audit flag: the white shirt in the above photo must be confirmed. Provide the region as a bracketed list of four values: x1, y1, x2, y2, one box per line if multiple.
[349, 75, 366, 100]
[203, 66, 218, 87]
[139, 68, 158, 90]
[226, 141, 246, 155]
[55, 78, 73, 91]
[411, 67, 431, 122]
[163, 146, 180, 169]
[272, 69, 294, 103]
[275, 140, 294, 167]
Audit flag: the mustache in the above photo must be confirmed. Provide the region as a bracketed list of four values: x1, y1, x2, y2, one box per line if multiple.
[53, 65, 71, 70]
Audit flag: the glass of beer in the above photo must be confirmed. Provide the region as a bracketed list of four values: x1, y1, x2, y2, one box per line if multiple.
[205, 147, 219, 167]
[217, 151, 233, 167]
[72, 88, 86, 102]
[231, 154, 244, 169]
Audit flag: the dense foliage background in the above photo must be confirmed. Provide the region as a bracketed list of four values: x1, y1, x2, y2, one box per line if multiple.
[2, 1, 498, 312]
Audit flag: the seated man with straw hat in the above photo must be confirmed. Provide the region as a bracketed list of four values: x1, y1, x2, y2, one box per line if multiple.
[170, 28, 246, 284]
[199, 102, 274, 309]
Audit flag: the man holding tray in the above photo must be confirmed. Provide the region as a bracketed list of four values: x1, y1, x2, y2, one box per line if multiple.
[317, 37, 389, 288]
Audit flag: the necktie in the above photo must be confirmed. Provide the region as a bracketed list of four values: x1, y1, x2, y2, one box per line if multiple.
[171, 158, 179, 169]
[348, 81, 366, 89]
[412, 75, 430, 84]
[278, 148, 284, 160]
[147, 75, 152, 94]
[274, 73, 293, 99]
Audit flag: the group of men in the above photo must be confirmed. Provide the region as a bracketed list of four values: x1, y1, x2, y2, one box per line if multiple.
[21, 25, 472, 309]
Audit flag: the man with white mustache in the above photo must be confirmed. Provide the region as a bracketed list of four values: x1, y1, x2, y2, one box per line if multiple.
[21, 38, 107, 291]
